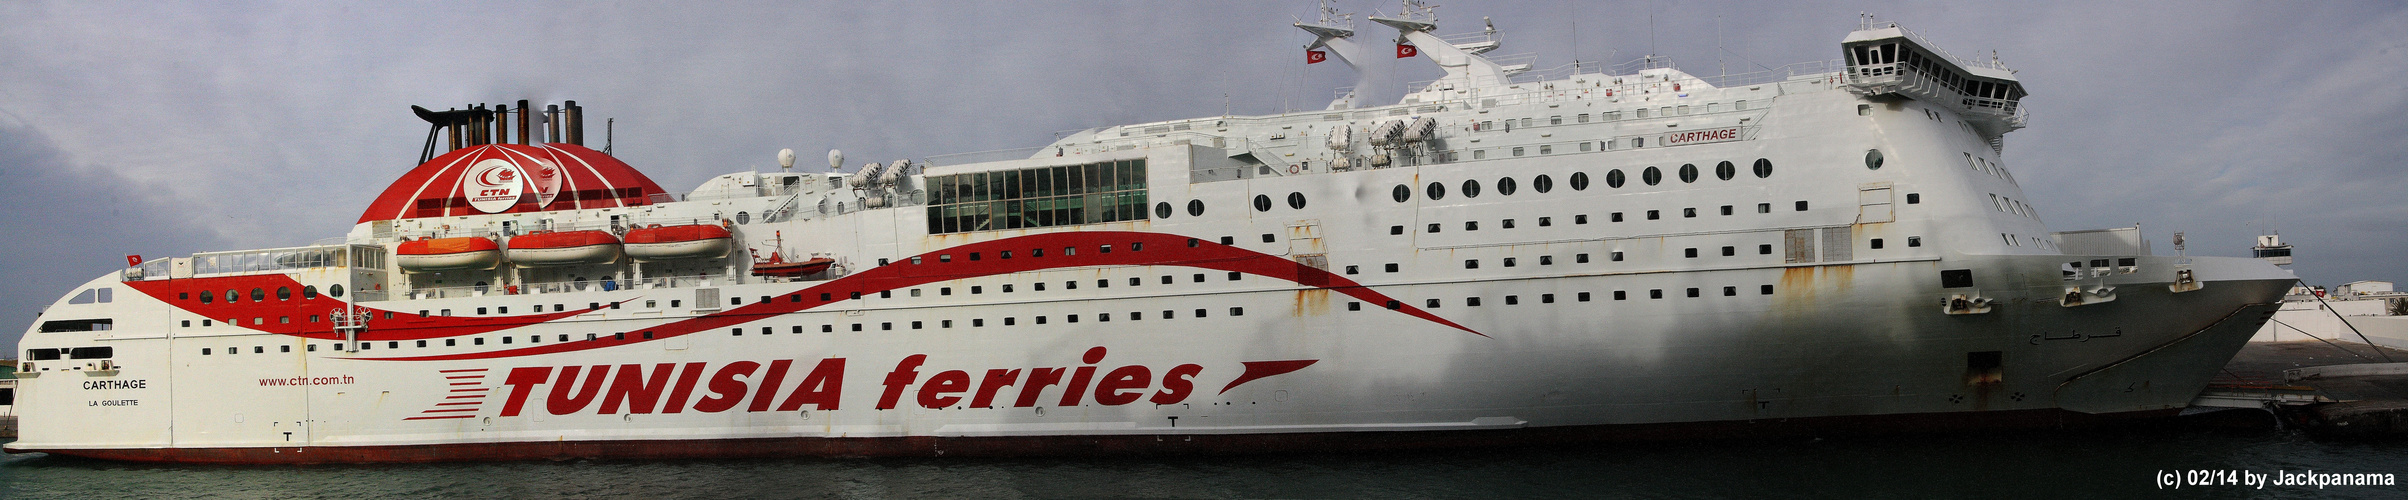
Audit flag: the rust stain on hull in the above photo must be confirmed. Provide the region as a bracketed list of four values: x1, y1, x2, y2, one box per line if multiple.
[1293, 289, 1331, 317]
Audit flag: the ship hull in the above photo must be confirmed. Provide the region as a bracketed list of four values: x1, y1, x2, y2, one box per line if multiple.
[8, 25, 2302, 463]
[20, 407, 2183, 464]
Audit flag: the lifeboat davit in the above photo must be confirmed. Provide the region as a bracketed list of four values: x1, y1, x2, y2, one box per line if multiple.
[394, 237, 502, 272]
[623, 224, 733, 261]
[505, 230, 621, 267]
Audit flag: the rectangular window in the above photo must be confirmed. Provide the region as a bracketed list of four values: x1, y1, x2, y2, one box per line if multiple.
[1611, 212, 1624, 222]
[1575, 214, 1588, 224]
[1722, 246, 1736, 257]
[924, 160, 1146, 234]
[1685, 248, 1698, 258]
[1650, 289, 1663, 299]
[1579, 292, 1592, 302]
[1723, 286, 1737, 296]
[1615, 291, 1628, 300]
[1796, 200, 1809, 211]
[1758, 203, 1771, 214]
[1686, 288, 1700, 298]
[1720, 205, 1733, 216]
[1611, 251, 1624, 262]
[1646, 210, 1660, 220]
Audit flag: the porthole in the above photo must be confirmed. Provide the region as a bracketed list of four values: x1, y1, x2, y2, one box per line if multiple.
[251, 288, 266, 301]
[735, 211, 751, 224]
[302, 285, 318, 299]
[329, 284, 345, 298]
[1252, 194, 1272, 212]
[277, 287, 292, 301]
[1715, 161, 1736, 181]
[1678, 164, 1699, 183]
[1286, 192, 1306, 210]
[1642, 166, 1662, 186]
[1606, 169, 1626, 188]
[1155, 201, 1172, 219]
[200, 291, 214, 304]
[1865, 149, 1885, 170]
[1392, 184, 1411, 203]
[1187, 199, 1205, 217]
[1753, 158, 1773, 178]
[1533, 174, 1554, 193]
[1569, 172, 1590, 191]
[1427, 181, 1447, 200]
[1497, 177, 1517, 196]
[1461, 179, 1482, 198]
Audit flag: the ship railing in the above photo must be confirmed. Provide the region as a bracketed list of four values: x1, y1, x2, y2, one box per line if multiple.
[399, 217, 732, 242]
[1404, 58, 1846, 106]
[925, 147, 1049, 167]
[401, 273, 737, 300]
[1844, 61, 2027, 127]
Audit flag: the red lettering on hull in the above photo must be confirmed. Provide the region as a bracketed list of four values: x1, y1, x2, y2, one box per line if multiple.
[473, 350, 1319, 419]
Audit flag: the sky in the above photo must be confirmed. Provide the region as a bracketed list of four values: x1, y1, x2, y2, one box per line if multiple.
[3, 1, 2404, 353]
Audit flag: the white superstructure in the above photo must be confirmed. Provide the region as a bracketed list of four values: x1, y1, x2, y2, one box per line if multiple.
[8, 10, 2295, 463]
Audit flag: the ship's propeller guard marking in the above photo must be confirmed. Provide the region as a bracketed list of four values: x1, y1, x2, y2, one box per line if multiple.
[366, 231, 1480, 361]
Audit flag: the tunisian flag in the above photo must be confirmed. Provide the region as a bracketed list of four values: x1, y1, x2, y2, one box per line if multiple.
[1307, 50, 1327, 64]
[1396, 43, 1418, 58]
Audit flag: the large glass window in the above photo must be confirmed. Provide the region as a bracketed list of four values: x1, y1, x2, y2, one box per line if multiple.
[924, 159, 1147, 234]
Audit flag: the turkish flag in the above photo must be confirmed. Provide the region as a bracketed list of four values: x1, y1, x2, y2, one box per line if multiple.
[126, 254, 142, 267]
[1307, 50, 1327, 64]
[1396, 43, 1418, 58]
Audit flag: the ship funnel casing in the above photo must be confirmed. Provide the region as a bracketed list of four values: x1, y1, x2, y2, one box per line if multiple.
[358, 143, 667, 224]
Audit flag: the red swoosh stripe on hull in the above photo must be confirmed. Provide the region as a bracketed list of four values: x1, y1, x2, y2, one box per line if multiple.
[123, 275, 599, 341]
[368, 231, 1478, 361]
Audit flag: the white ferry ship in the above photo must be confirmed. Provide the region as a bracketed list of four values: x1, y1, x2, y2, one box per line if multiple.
[7, 7, 2295, 463]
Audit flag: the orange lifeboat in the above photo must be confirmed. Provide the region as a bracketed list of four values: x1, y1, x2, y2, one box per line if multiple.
[394, 237, 502, 272]
[505, 230, 621, 266]
[623, 224, 733, 261]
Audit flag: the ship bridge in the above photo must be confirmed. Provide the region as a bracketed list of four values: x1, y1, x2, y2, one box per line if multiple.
[1840, 22, 2029, 145]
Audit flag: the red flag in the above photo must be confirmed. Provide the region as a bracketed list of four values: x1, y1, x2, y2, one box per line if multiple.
[1396, 43, 1418, 58]
[126, 254, 142, 267]
[1306, 50, 1327, 64]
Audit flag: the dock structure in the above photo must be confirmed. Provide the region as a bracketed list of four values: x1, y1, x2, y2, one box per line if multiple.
[2197, 341, 2408, 436]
